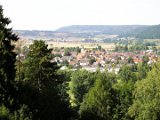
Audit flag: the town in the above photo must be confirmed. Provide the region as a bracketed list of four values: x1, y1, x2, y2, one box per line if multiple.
[53, 47, 158, 72]
[16, 39, 159, 73]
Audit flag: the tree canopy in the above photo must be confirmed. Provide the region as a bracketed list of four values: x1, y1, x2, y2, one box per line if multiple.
[18, 40, 72, 120]
[128, 62, 160, 120]
[79, 72, 116, 120]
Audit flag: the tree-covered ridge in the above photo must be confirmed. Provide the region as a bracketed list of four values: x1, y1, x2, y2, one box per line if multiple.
[16, 25, 160, 39]
[62, 25, 160, 39]
[56, 25, 160, 39]
[55, 25, 147, 34]
[122, 25, 160, 39]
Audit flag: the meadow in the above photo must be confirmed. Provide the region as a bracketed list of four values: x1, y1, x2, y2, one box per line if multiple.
[47, 41, 115, 50]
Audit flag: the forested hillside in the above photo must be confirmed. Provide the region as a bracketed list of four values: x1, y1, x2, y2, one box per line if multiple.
[55, 25, 147, 34]
[122, 25, 160, 39]
[15, 25, 160, 39]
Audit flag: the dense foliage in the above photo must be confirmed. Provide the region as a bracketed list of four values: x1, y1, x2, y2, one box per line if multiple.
[17, 40, 72, 120]
[128, 62, 160, 120]
[123, 25, 160, 39]
[79, 72, 116, 120]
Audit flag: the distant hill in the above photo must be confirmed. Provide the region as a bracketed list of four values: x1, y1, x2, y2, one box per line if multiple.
[14, 25, 160, 39]
[56, 25, 160, 39]
[14, 30, 56, 39]
[123, 25, 160, 39]
[55, 25, 148, 34]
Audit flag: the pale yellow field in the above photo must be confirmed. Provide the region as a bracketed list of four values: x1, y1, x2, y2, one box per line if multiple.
[95, 34, 118, 38]
[47, 42, 115, 50]
[144, 39, 160, 42]
[15, 39, 115, 50]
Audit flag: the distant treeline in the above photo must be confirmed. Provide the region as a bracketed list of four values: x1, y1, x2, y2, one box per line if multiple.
[120, 25, 160, 39]
[56, 25, 160, 39]
[15, 25, 160, 39]
[55, 25, 145, 34]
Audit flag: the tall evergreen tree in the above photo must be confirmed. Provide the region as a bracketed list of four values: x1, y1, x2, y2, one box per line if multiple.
[0, 5, 19, 112]
[19, 40, 71, 120]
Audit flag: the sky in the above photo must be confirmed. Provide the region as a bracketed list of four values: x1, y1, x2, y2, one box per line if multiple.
[0, 0, 160, 30]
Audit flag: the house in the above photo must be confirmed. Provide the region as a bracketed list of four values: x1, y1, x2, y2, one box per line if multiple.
[61, 56, 73, 62]
[133, 58, 142, 64]
[79, 59, 89, 66]
[69, 60, 77, 66]
[77, 53, 86, 60]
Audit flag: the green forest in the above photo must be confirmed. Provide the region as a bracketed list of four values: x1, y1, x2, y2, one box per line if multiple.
[56, 25, 160, 39]
[1, 5, 160, 120]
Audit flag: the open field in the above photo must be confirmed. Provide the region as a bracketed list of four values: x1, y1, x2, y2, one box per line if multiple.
[95, 34, 118, 38]
[144, 39, 160, 47]
[144, 39, 160, 43]
[15, 39, 115, 50]
[47, 42, 115, 50]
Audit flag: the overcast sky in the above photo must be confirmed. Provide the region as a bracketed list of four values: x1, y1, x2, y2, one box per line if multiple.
[0, 0, 160, 30]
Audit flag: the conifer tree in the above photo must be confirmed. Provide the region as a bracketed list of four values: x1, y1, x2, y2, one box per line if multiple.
[20, 40, 71, 120]
[0, 5, 19, 112]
